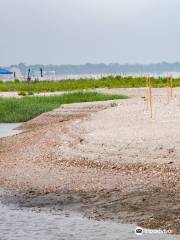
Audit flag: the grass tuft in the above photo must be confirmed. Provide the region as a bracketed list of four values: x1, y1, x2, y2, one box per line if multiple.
[0, 92, 128, 123]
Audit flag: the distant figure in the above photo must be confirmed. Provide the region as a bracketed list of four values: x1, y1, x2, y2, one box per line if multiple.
[40, 68, 43, 78]
[13, 72, 16, 79]
[27, 69, 31, 82]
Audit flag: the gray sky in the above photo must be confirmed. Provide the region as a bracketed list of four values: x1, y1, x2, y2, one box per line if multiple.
[0, 0, 180, 65]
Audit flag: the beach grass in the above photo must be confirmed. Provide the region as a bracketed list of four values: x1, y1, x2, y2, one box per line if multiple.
[0, 76, 180, 93]
[0, 92, 128, 123]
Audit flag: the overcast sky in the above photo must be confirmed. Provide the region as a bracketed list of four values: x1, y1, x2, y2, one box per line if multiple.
[0, 0, 180, 65]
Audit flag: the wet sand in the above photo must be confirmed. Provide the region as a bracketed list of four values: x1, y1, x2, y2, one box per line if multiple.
[0, 88, 179, 234]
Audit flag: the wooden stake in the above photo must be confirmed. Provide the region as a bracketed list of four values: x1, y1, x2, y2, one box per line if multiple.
[149, 78, 152, 118]
[167, 77, 172, 103]
[170, 76, 173, 98]
[146, 77, 150, 111]
[167, 77, 169, 103]
[146, 77, 152, 118]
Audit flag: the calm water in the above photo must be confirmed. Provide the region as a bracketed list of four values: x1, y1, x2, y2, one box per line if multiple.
[0, 203, 179, 240]
[0, 123, 21, 138]
[0, 125, 179, 240]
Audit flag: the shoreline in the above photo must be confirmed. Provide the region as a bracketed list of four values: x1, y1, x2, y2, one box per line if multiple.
[0, 86, 180, 98]
[0, 88, 179, 234]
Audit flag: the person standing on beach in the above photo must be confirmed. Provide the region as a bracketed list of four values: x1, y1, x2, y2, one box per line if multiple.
[40, 68, 43, 79]
[27, 69, 31, 82]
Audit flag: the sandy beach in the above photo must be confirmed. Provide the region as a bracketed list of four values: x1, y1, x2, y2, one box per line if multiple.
[0, 88, 179, 234]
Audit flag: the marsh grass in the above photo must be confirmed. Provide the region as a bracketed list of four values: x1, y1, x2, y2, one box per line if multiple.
[0, 92, 128, 123]
[0, 76, 179, 93]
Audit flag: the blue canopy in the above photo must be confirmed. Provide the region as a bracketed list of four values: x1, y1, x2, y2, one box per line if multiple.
[0, 69, 13, 74]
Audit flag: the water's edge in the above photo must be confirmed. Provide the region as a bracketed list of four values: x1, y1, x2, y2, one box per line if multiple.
[0, 123, 22, 138]
[0, 124, 179, 240]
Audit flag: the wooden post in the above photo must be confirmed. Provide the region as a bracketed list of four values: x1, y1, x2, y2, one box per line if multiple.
[167, 77, 170, 103]
[146, 77, 152, 118]
[149, 78, 152, 118]
[167, 76, 173, 103]
[170, 76, 173, 98]
[146, 77, 150, 111]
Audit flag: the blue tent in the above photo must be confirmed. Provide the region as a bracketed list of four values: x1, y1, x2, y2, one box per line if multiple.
[0, 69, 13, 74]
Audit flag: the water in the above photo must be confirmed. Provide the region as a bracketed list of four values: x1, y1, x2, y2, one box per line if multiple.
[3, 71, 180, 82]
[0, 125, 179, 240]
[0, 203, 179, 240]
[0, 123, 22, 138]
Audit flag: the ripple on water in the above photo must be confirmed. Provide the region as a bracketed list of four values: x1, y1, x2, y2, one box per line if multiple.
[0, 203, 179, 240]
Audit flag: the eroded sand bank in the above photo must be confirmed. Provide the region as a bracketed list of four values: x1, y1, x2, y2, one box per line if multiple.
[0, 88, 179, 233]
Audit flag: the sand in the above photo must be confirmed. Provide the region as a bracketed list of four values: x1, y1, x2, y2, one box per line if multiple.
[0, 88, 179, 233]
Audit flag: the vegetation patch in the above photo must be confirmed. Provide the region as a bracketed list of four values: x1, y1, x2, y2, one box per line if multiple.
[0, 92, 128, 123]
[0, 76, 179, 93]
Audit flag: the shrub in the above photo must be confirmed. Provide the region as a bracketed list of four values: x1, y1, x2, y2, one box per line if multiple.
[28, 91, 34, 96]
[18, 91, 26, 96]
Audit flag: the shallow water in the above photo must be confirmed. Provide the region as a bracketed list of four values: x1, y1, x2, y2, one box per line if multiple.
[0, 203, 179, 240]
[0, 123, 22, 138]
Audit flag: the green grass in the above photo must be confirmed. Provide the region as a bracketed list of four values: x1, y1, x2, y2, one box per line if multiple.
[0, 76, 179, 93]
[0, 92, 128, 123]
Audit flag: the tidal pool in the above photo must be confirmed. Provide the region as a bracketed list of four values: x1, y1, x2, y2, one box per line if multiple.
[0, 123, 22, 138]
